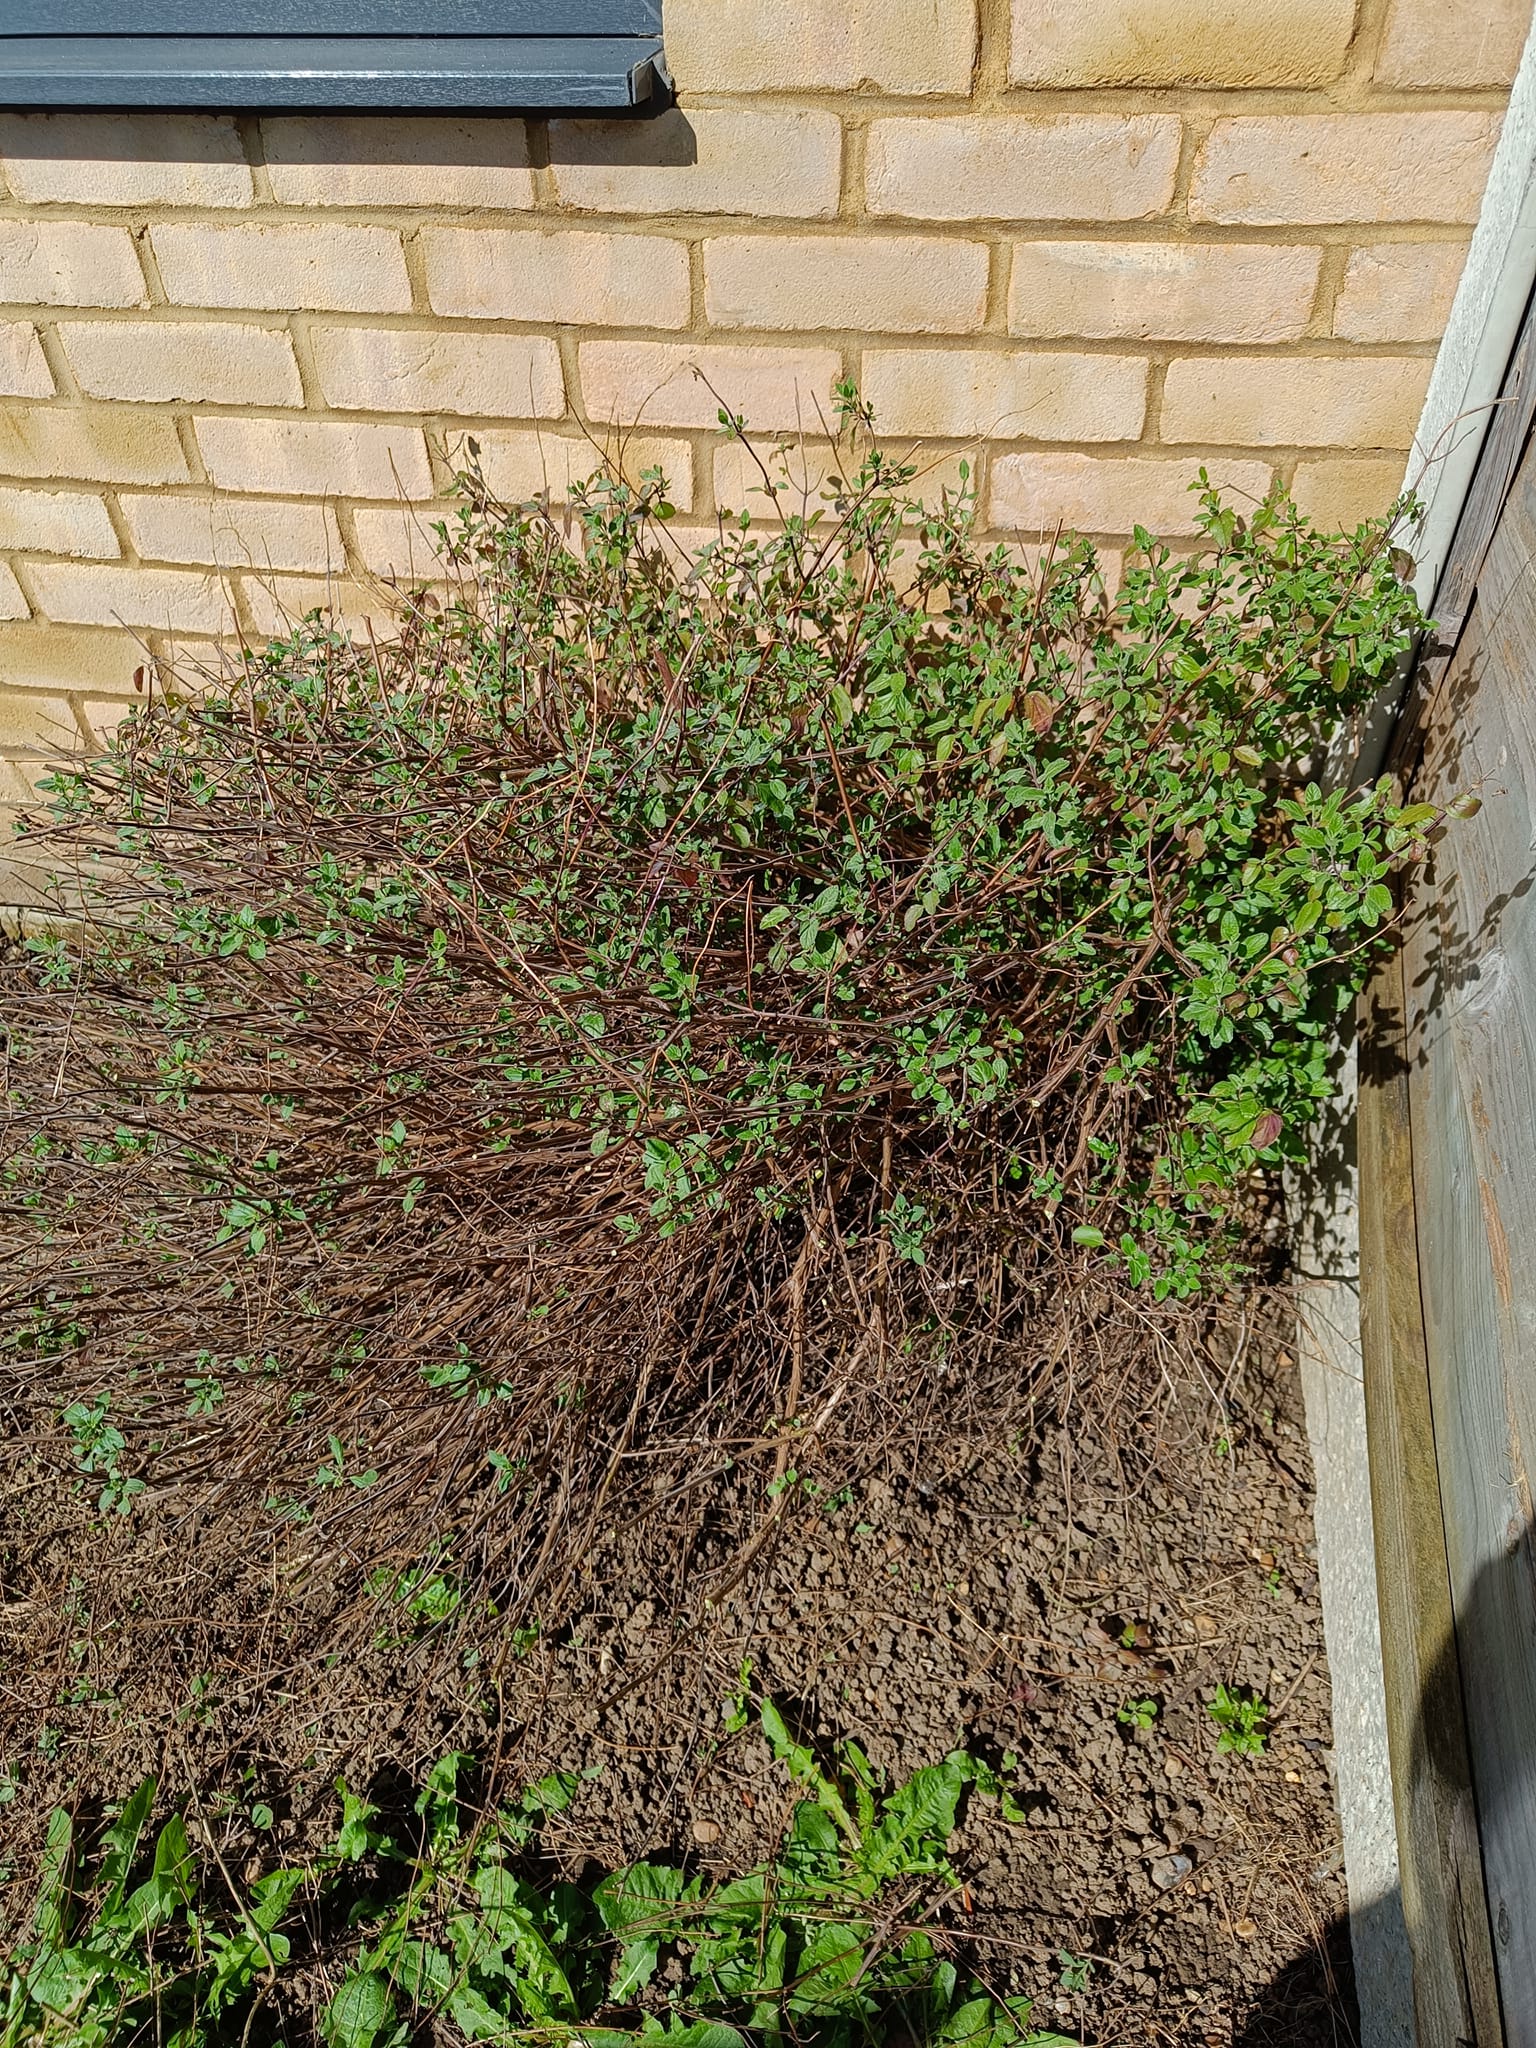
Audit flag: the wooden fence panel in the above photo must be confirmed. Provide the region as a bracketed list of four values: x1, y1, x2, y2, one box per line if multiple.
[1398, 425, 1536, 2043]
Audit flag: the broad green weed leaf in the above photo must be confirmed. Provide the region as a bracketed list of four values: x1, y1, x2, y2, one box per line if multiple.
[33, 1808, 73, 1946]
[786, 1920, 873, 2018]
[525, 1767, 582, 1815]
[204, 1926, 292, 2012]
[248, 1864, 308, 1934]
[611, 1934, 660, 2001]
[121, 1813, 194, 1934]
[98, 1776, 156, 1916]
[333, 1782, 381, 1862]
[325, 1968, 395, 2048]
[473, 1866, 577, 2018]
[414, 1751, 470, 1841]
[27, 1944, 117, 2016]
[664, 2026, 748, 2048]
[937, 1996, 1005, 2046]
[597, 1862, 695, 1998]
[448, 1981, 515, 2041]
[758, 1700, 852, 1835]
[592, 1860, 694, 1936]
[396, 1940, 454, 2006]
[786, 1800, 840, 1859]
[859, 1757, 968, 1878]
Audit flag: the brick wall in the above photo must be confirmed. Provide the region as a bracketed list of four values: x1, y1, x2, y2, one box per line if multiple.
[0, 0, 1527, 794]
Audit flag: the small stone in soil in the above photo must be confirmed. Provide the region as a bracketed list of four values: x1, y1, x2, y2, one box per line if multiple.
[1151, 1852, 1194, 1890]
[692, 1818, 721, 1844]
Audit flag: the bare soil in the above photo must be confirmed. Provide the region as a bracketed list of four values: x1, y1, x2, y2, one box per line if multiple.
[1, 1289, 1354, 2045]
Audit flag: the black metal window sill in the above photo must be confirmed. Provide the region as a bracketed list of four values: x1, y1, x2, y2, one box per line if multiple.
[0, 2, 668, 112]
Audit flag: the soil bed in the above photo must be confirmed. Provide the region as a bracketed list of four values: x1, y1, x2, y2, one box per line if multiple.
[513, 1302, 1350, 2047]
[1, 1292, 1352, 2045]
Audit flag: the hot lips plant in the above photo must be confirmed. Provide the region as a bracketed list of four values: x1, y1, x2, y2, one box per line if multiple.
[0, 386, 1433, 1637]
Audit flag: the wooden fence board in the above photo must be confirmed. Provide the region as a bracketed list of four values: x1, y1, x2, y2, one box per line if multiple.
[1396, 425, 1536, 2041]
[1359, 947, 1503, 2046]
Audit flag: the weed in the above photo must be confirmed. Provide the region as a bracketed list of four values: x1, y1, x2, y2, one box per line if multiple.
[312, 1435, 378, 1492]
[1, 1707, 1076, 2048]
[1055, 1952, 1092, 1996]
[1116, 1699, 1158, 1732]
[1207, 1684, 1270, 1757]
[722, 1656, 754, 1734]
[60, 1396, 143, 1518]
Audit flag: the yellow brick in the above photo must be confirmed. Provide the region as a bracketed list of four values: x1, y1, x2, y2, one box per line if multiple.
[349, 505, 457, 580]
[579, 341, 842, 431]
[0, 622, 143, 698]
[0, 323, 53, 398]
[550, 109, 841, 220]
[990, 451, 1274, 534]
[1008, 241, 1320, 343]
[119, 493, 345, 574]
[0, 407, 188, 486]
[0, 112, 254, 205]
[0, 563, 27, 619]
[645, 522, 739, 566]
[28, 561, 231, 634]
[151, 223, 412, 314]
[262, 116, 534, 209]
[712, 438, 975, 516]
[666, 0, 976, 93]
[861, 347, 1147, 440]
[1376, 0, 1531, 86]
[80, 686, 223, 749]
[438, 428, 696, 508]
[1289, 458, 1408, 530]
[0, 756, 53, 803]
[83, 687, 223, 749]
[61, 320, 304, 408]
[0, 686, 81, 755]
[0, 221, 145, 308]
[705, 234, 989, 335]
[1190, 115, 1501, 227]
[194, 417, 434, 499]
[0, 753, 41, 796]
[0, 485, 119, 559]
[1009, 0, 1354, 85]
[79, 696, 132, 747]
[867, 115, 1181, 224]
[420, 228, 690, 328]
[310, 328, 566, 420]
[1333, 243, 1468, 344]
[711, 438, 851, 517]
[1162, 355, 1431, 448]
[238, 571, 390, 639]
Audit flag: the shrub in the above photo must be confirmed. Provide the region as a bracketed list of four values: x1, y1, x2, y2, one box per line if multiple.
[0, 390, 1431, 1647]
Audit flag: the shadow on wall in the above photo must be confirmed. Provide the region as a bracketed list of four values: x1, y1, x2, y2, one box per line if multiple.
[0, 103, 699, 169]
[1237, 1525, 1536, 2047]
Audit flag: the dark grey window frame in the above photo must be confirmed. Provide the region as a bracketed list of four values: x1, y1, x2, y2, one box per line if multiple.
[0, 1, 669, 112]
